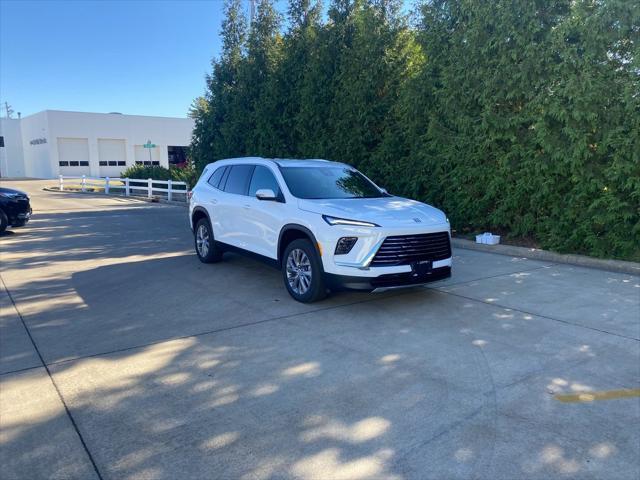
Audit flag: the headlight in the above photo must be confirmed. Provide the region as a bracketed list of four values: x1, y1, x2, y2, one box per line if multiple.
[322, 215, 379, 227]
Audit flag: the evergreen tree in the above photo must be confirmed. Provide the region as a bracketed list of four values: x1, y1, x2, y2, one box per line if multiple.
[273, 0, 323, 156]
[190, 0, 247, 171]
[241, 0, 283, 156]
[189, 0, 639, 260]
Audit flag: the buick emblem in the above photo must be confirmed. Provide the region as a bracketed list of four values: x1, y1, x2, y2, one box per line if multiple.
[413, 218, 422, 223]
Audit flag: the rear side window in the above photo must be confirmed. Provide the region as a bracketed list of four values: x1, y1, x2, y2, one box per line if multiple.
[249, 166, 281, 197]
[223, 165, 255, 195]
[207, 166, 226, 189]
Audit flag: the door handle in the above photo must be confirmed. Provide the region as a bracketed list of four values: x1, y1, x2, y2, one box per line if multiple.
[243, 204, 251, 209]
[210, 199, 218, 205]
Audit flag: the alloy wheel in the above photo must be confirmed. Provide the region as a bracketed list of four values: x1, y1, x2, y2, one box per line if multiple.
[286, 248, 312, 295]
[196, 223, 210, 257]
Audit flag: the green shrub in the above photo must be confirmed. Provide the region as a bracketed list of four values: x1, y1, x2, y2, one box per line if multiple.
[120, 164, 172, 181]
[169, 163, 199, 190]
[120, 163, 198, 189]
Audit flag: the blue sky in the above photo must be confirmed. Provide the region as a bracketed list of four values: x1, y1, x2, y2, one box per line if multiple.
[0, 0, 235, 118]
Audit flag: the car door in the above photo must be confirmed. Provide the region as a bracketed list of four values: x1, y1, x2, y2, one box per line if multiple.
[216, 164, 255, 249]
[244, 165, 287, 259]
[202, 165, 227, 236]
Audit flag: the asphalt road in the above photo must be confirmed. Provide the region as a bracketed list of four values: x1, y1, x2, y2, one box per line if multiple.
[1, 179, 639, 480]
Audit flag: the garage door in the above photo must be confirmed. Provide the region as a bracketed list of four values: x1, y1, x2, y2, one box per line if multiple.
[98, 139, 127, 177]
[57, 138, 90, 175]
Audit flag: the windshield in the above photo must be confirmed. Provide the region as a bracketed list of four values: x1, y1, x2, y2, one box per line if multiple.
[280, 166, 384, 199]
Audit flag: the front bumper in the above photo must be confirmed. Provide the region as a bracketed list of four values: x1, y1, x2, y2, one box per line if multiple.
[325, 265, 451, 292]
[6, 204, 32, 226]
[317, 222, 452, 277]
[15, 209, 32, 221]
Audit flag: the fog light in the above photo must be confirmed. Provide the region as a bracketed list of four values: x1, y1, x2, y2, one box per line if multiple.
[335, 237, 357, 255]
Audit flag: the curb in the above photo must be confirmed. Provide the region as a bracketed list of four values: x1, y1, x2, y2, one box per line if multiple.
[42, 187, 189, 207]
[451, 237, 640, 276]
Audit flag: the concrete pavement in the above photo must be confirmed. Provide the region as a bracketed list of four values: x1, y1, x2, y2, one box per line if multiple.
[1, 179, 639, 479]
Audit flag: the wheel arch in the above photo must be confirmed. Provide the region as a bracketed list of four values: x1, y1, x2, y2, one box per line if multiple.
[191, 206, 210, 232]
[277, 224, 321, 268]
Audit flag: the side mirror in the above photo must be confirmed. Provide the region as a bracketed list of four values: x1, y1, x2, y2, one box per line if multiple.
[256, 188, 277, 201]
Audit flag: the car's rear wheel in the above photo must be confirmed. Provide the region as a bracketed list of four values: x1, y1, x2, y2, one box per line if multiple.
[282, 239, 326, 303]
[194, 217, 223, 263]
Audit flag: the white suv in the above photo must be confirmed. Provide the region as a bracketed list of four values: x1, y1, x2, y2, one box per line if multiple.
[189, 158, 452, 302]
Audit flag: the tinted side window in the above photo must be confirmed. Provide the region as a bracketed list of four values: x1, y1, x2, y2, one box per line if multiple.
[223, 165, 255, 195]
[249, 166, 281, 197]
[207, 166, 226, 189]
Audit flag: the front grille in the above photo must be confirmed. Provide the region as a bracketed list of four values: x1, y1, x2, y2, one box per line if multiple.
[370, 231, 451, 267]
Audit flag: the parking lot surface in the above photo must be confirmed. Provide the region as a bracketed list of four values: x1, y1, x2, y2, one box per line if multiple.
[1, 179, 639, 480]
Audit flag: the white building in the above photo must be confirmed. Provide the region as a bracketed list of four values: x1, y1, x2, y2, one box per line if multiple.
[0, 110, 195, 179]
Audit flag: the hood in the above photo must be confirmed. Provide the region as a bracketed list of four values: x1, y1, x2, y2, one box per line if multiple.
[0, 187, 27, 196]
[297, 196, 447, 227]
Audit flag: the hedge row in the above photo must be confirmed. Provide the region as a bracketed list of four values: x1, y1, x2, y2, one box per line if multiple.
[190, 0, 639, 261]
[120, 164, 199, 188]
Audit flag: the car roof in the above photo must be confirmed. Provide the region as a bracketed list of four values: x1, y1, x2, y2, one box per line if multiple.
[271, 158, 339, 167]
[206, 157, 349, 169]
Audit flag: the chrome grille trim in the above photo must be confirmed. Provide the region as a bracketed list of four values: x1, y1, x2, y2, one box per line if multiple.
[370, 231, 451, 267]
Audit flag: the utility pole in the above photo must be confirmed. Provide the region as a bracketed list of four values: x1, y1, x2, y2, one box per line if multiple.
[3, 102, 14, 119]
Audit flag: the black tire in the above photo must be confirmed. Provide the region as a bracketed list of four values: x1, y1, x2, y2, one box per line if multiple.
[194, 217, 223, 263]
[0, 210, 8, 234]
[282, 239, 327, 303]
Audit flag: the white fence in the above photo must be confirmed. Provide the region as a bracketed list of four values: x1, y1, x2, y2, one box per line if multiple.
[58, 175, 189, 202]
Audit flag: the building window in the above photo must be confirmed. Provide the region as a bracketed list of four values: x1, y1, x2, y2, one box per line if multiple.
[60, 161, 87, 167]
[0, 136, 4, 148]
[108, 161, 117, 166]
[168, 146, 187, 167]
[117, 161, 126, 166]
[152, 161, 159, 166]
[99, 161, 107, 166]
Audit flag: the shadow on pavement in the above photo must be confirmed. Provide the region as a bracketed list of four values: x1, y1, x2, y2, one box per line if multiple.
[1, 202, 638, 480]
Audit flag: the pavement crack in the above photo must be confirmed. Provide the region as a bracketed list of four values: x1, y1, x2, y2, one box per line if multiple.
[0, 275, 105, 480]
[392, 404, 485, 467]
[429, 287, 640, 342]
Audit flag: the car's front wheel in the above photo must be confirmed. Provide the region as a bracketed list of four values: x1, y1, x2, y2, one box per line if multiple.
[282, 239, 327, 303]
[0, 210, 8, 234]
[194, 218, 223, 263]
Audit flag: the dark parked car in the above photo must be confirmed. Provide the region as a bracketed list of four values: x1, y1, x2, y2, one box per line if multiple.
[0, 187, 32, 234]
